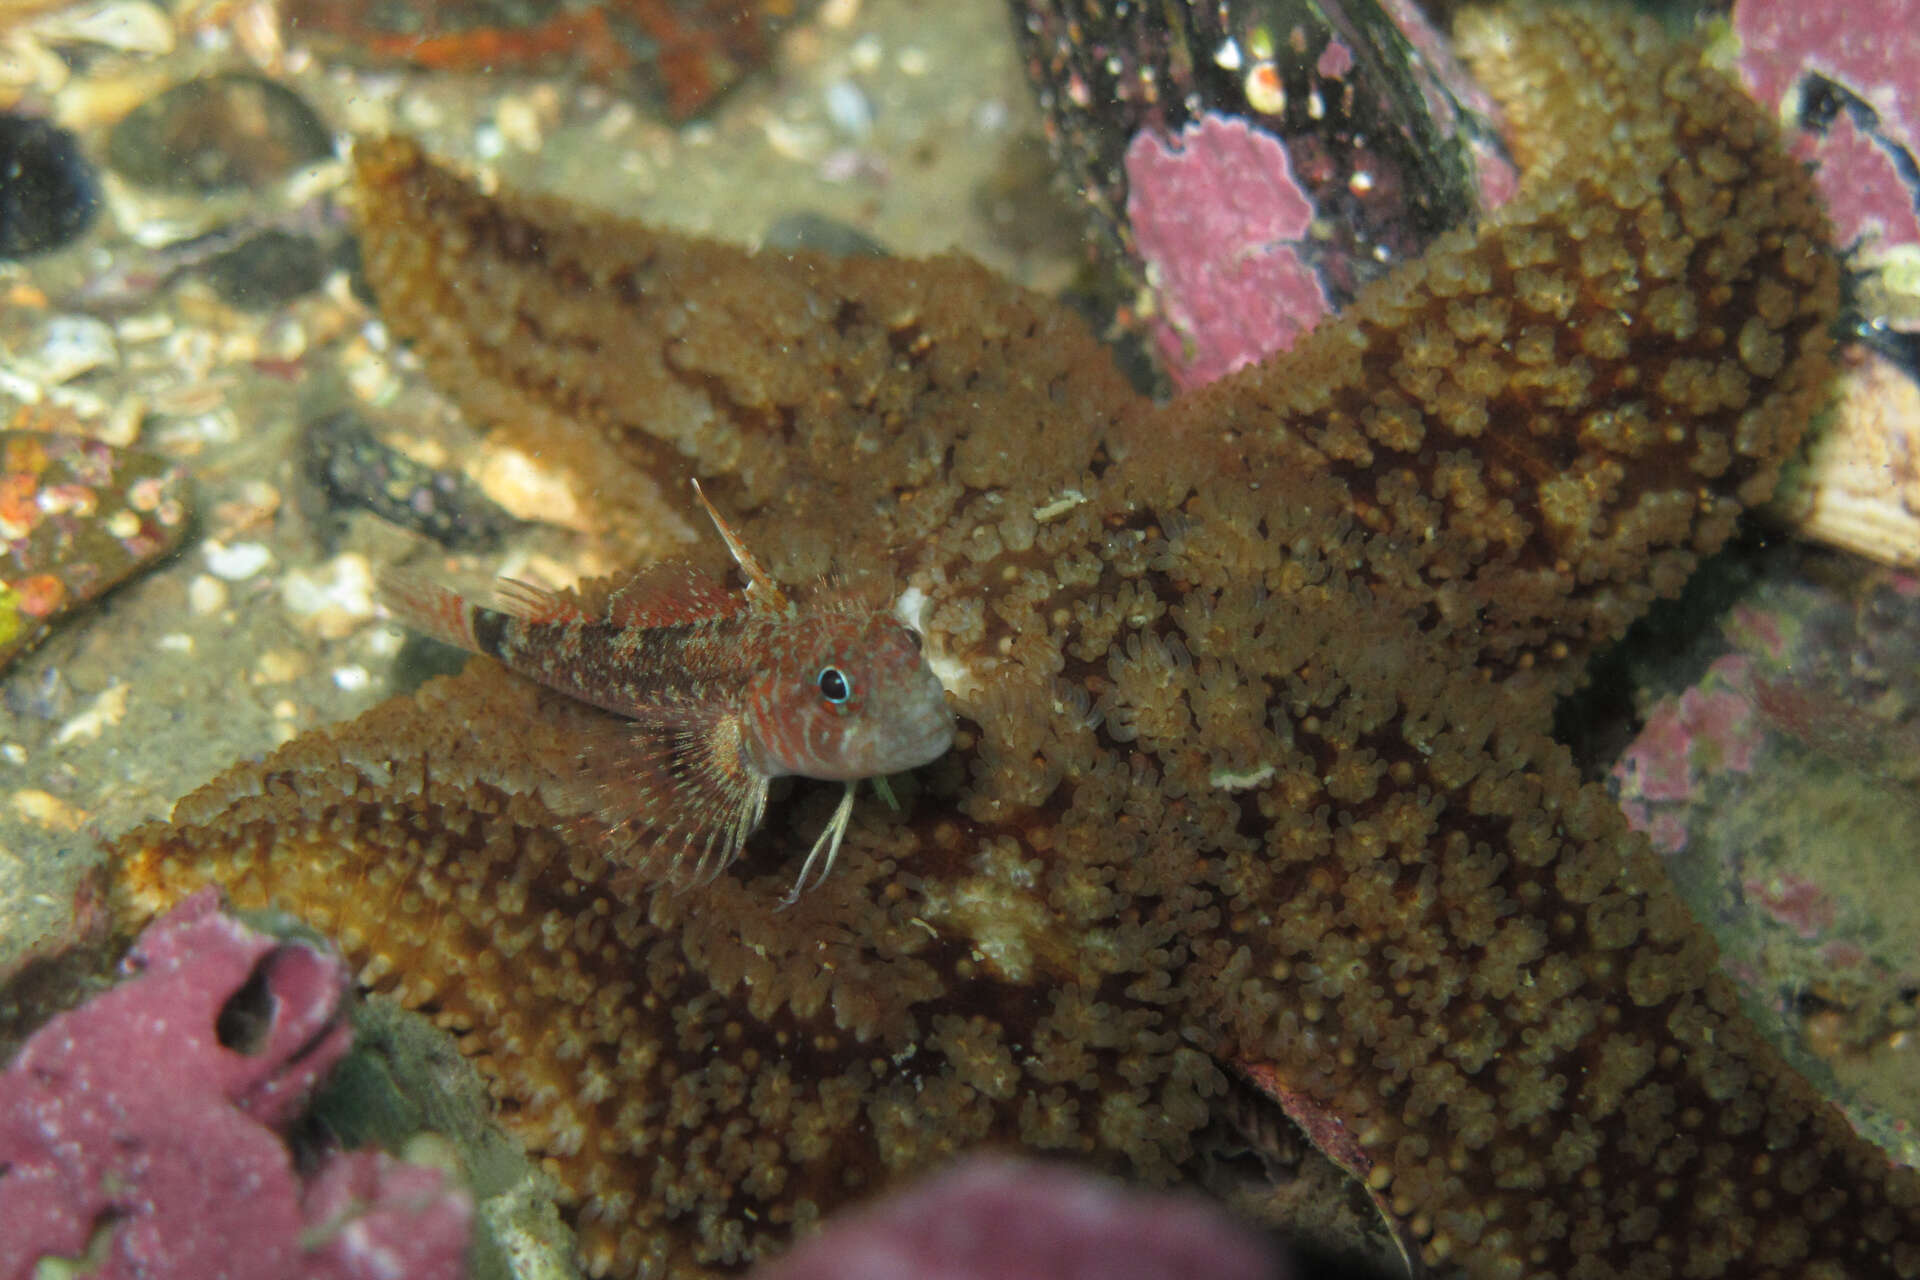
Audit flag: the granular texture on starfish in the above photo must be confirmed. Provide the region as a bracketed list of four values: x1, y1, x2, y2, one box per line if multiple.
[109, 5, 1920, 1279]
[347, 131, 1134, 575]
[1170, 3, 1838, 695]
[116, 658, 1237, 1276]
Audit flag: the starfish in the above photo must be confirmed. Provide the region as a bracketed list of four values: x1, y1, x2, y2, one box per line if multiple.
[108, 5, 1920, 1278]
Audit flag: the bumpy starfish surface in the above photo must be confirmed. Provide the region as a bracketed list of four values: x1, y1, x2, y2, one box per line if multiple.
[110, 6, 1920, 1278]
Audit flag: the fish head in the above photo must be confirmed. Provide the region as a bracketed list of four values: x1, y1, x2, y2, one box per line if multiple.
[745, 609, 955, 782]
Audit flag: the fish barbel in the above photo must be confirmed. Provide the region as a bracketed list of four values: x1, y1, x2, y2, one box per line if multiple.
[379, 481, 954, 902]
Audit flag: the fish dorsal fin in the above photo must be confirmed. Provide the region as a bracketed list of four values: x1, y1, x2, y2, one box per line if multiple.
[493, 567, 740, 630]
[691, 478, 790, 615]
[600, 561, 744, 629]
[491, 577, 584, 624]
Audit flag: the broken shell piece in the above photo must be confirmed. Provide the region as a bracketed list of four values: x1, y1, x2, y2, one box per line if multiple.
[30, 0, 176, 54]
[1775, 353, 1920, 568]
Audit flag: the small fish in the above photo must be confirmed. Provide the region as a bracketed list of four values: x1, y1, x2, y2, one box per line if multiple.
[379, 480, 954, 903]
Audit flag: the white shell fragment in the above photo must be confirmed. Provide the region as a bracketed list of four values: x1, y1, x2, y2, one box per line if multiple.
[1776, 354, 1920, 569]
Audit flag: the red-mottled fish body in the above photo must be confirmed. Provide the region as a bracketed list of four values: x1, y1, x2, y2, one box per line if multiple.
[380, 483, 953, 900]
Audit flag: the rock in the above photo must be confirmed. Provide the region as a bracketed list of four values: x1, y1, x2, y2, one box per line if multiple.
[0, 431, 192, 674]
[299, 409, 526, 551]
[763, 209, 888, 257]
[106, 72, 334, 194]
[0, 113, 98, 258]
[201, 226, 331, 309]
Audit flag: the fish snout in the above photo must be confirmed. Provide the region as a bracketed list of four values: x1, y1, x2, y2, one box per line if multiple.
[851, 670, 955, 778]
[895, 688, 957, 768]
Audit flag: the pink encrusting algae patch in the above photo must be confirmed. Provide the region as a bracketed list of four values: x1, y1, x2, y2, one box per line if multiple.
[755, 1155, 1281, 1280]
[1613, 667, 1763, 853]
[1124, 113, 1333, 389]
[1315, 38, 1354, 80]
[0, 889, 472, 1280]
[1733, 0, 1920, 250]
[1743, 871, 1839, 939]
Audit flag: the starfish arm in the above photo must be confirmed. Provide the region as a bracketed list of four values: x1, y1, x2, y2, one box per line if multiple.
[1156, 4, 1837, 701]
[351, 133, 1137, 573]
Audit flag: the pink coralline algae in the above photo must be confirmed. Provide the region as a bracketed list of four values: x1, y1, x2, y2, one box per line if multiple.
[1733, 0, 1920, 251]
[1742, 871, 1839, 940]
[752, 1155, 1282, 1280]
[1123, 113, 1332, 390]
[0, 888, 472, 1280]
[1612, 656, 1763, 854]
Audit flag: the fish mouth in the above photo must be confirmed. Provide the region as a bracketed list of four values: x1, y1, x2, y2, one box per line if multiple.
[868, 699, 955, 775]
[902, 701, 957, 766]
[850, 691, 955, 777]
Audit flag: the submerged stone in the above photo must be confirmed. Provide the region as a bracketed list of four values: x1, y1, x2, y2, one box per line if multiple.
[0, 114, 98, 259]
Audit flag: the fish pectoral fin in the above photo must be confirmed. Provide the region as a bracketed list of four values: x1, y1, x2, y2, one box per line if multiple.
[557, 702, 770, 887]
[664, 712, 771, 885]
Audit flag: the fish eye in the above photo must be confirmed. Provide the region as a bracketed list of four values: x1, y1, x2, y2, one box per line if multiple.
[817, 666, 852, 704]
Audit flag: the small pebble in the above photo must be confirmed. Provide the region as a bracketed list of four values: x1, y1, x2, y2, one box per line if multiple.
[849, 34, 882, 74]
[493, 94, 546, 152]
[340, 340, 400, 404]
[53, 681, 129, 744]
[280, 552, 376, 640]
[816, 147, 885, 185]
[12, 787, 85, 830]
[0, 113, 99, 258]
[208, 478, 283, 539]
[115, 313, 173, 346]
[823, 79, 873, 141]
[16, 314, 119, 384]
[100, 393, 146, 448]
[253, 648, 308, 683]
[762, 117, 825, 162]
[186, 572, 228, 615]
[362, 624, 403, 659]
[471, 446, 585, 529]
[201, 538, 272, 580]
[821, 0, 862, 28]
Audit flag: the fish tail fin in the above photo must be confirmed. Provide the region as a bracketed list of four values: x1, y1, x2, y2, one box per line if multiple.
[377, 567, 485, 652]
